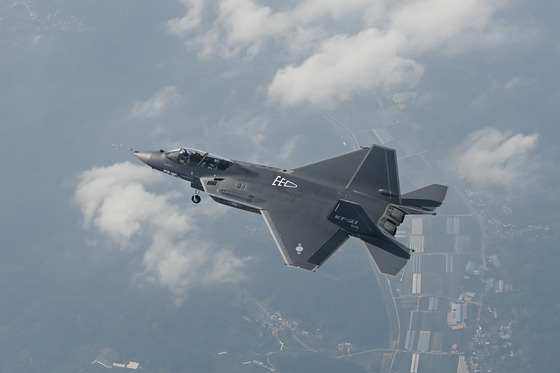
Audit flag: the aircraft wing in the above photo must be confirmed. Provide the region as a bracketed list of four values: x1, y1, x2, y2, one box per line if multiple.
[261, 209, 349, 271]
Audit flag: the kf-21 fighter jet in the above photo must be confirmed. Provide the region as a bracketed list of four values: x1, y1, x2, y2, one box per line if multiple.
[134, 144, 447, 275]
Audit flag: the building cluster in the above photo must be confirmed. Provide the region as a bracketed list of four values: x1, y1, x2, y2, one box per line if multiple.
[242, 359, 275, 371]
[91, 359, 140, 370]
[447, 261, 482, 331]
[111, 362, 140, 370]
[470, 274, 519, 371]
[259, 310, 301, 336]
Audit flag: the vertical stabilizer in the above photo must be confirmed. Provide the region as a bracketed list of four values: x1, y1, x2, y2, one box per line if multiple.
[346, 145, 401, 204]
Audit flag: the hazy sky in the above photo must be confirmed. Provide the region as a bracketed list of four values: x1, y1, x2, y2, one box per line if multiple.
[1, 0, 558, 370]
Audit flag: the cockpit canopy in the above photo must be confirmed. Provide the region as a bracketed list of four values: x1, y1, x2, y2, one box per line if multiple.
[166, 148, 232, 171]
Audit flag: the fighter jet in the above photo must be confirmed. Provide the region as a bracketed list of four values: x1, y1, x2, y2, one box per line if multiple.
[133, 144, 447, 275]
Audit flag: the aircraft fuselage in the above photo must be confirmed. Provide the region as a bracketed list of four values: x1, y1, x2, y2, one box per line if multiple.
[134, 148, 386, 231]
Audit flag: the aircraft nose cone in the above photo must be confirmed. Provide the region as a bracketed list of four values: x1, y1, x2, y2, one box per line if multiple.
[134, 150, 153, 165]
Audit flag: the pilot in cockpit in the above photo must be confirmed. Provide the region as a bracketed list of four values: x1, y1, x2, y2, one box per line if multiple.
[178, 148, 188, 165]
[167, 148, 232, 170]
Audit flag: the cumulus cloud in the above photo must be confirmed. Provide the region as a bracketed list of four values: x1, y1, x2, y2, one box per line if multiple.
[129, 86, 183, 119]
[452, 128, 539, 188]
[389, 0, 502, 54]
[268, 29, 423, 107]
[167, 0, 205, 35]
[74, 162, 248, 300]
[167, 0, 524, 106]
[218, 0, 288, 54]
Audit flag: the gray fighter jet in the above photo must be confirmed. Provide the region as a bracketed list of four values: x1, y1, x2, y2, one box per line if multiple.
[133, 144, 447, 275]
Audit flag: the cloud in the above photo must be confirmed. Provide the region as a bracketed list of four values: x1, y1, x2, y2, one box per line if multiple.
[168, 0, 524, 107]
[74, 162, 248, 300]
[452, 128, 539, 188]
[168, 0, 382, 59]
[389, 0, 505, 54]
[129, 86, 183, 119]
[504, 76, 538, 91]
[218, 0, 287, 54]
[268, 29, 423, 107]
[167, 0, 206, 36]
[293, 0, 378, 23]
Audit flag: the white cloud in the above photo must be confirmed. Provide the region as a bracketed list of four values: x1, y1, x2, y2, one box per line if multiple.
[168, 0, 525, 107]
[452, 128, 539, 188]
[268, 29, 423, 107]
[167, 0, 206, 36]
[170, 0, 380, 59]
[293, 0, 378, 23]
[129, 86, 183, 119]
[74, 162, 248, 300]
[218, 0, 287, 52]
[389, 0, 502, 54]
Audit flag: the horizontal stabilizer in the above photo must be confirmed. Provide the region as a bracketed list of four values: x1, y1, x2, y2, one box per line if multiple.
[401, 184, 448, 214]
[364, 237, 410, 276]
